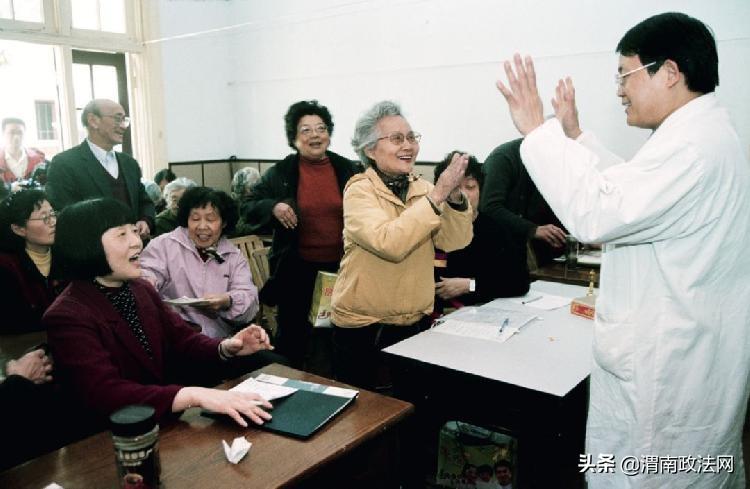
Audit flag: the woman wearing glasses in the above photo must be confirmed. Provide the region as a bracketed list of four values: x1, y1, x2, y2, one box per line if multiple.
[330, 100, 473, 391]
[241, 100, 362, 375]
[0, 189, 60, 333]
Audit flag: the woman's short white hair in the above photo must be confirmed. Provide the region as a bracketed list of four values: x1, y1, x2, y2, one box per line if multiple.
[231, 167, 261, 199]
[163, 177, 197, 201]
[351, 100, 403, 167]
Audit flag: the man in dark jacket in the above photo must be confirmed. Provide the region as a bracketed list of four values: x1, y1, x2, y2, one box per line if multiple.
[480, 138, 565, 268]
[46, 99, 154, 237]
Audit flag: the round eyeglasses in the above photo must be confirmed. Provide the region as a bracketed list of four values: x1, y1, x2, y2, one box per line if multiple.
[376, 132, 422, 146]
[614, 61, 658, 87]
[27, 211, 58, 225]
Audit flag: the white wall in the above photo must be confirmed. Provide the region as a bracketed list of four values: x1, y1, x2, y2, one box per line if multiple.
[156, 0, 237, 162]
[156, 0, 750, 163]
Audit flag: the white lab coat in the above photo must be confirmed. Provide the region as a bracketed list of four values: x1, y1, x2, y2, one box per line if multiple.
[520, 94, 750, 488]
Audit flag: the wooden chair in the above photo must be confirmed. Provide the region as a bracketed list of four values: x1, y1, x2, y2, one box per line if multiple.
[229, 234, 265, 268]
[247, 246, 277, 335]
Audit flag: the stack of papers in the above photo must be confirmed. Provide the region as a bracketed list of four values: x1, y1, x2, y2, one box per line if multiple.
[230, 377, 298, 401]
[431, 307, 539, 343]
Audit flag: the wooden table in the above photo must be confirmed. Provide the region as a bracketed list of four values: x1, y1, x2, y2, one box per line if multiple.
[0, 364, 413, 488]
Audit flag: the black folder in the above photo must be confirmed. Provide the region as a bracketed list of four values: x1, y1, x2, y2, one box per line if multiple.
[203, 389, 357, 439]
[259, 389, 356, 439]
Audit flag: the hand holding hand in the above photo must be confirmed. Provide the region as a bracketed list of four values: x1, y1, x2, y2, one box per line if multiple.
[174, 387, 273, 427]
[430, 153, 469, 205]
[435, 277, 471, 300]
[6, 348, 53, 384]
[272, 202, 298, 229]
[551, 77, 582, 139]
[222, 324, 273, 357]
[496, 54, 545, 136]
[534, 224, 566, 248]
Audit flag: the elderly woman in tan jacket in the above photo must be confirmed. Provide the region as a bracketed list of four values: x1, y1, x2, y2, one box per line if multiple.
[330, 100, 472, 391]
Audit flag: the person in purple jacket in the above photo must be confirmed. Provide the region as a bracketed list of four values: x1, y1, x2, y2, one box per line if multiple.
[45, 198, 274, 427]
[140, 187, 259, 339]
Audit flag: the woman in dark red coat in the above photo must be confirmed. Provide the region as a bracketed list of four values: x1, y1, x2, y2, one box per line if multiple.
[45, 198, 276, 426]
[0, 189, 59, 333]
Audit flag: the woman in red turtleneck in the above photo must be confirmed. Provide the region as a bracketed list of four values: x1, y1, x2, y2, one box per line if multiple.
[240, 100, 362, 374]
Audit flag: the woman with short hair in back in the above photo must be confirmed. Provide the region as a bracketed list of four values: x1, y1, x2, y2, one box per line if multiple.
[0, 189, 60, 333]
[154, 177, 197, 237]
[45, 198, 274, 428]
[230, 166, 270, 237]
[330, 100, 473, 391]
[240, 100, 362, 375]
[140, 186, 259, 339]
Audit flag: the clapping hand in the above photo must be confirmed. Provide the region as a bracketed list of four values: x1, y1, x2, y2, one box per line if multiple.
[221, 324, 273, 357]
[496, 54, 545, 136]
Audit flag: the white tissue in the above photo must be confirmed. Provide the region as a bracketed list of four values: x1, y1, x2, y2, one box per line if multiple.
[222, 436, 252, 464]
[43, 484, 64, 489]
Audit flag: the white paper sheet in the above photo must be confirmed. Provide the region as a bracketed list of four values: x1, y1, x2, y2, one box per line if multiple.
[163, 296, 210, 306]
[230, 377, 297, 401]
[431, 307, 540, 343]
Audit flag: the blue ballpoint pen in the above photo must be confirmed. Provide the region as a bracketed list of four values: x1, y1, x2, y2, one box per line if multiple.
[498, 318, 510, 334]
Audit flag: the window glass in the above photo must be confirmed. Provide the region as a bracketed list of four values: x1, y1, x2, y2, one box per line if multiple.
[0, 0, 13, 19]
[72, 0, 126, 33]
[100, 0, 126, 33]
[35, 101, 56, 140]
[0, 40, 64, 160]
[13, 0, 43, 22]
[71, 0, 99, 30]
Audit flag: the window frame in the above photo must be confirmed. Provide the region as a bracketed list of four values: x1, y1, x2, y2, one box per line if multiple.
[0, 0, 165, 178]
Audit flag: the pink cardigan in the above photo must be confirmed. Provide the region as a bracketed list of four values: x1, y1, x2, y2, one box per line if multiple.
[139, 227, 259, 338]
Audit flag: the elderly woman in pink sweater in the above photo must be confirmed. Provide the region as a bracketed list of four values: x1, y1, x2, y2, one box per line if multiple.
[140, 187, 259, 338]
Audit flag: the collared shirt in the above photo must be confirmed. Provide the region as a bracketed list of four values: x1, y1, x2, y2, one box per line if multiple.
[4, 148, 29, 179]
[87, 139, 119, 179]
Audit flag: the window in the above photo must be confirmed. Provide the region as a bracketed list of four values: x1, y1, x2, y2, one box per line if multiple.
[0, 1, 165, 177]
[35, 100, 56, 140]
[0, 0, 43, 23]
[71, 0, 126, 33]
[0, 40, 64, 159]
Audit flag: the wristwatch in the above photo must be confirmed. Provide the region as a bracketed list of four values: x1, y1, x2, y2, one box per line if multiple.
[469, 279, 476, 292]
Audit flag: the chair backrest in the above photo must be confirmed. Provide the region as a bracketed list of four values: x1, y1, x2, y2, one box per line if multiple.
[250, 247, 271, 289]
[229, 235, 265, 264]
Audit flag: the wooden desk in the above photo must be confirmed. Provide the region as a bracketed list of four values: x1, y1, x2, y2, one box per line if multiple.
[0, 364, 413, 488]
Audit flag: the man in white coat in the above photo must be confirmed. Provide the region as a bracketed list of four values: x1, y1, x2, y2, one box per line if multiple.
[496, 12, 750, 488]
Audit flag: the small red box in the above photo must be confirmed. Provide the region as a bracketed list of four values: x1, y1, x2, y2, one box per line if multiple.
[570, 295, 596, 320]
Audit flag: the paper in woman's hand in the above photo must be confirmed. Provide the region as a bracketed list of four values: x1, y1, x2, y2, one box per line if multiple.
[163, 296, 211, 306]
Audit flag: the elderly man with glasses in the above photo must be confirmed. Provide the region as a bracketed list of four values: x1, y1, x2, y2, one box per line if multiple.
[497, 12, 750, 489]
[46, 99, 154, 238]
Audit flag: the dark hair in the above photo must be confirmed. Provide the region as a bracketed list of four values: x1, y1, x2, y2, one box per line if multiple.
[153, 168, 176, 184]
[284, 100, 334, 150]
[616, 12, 718, 94]
[433, 151, 483, 188]
[177, 187, 238, 236]
[2, 117, 25, 130]
[0, 189, 48, 252]
[477, 465, 493, 475]
[494, 460, 512, 471]
[53, 198, 135, 280]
